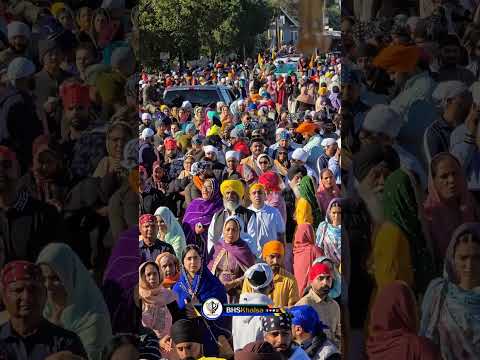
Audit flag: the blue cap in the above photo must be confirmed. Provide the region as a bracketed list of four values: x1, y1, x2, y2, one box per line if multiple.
[247, 103, 257, 111]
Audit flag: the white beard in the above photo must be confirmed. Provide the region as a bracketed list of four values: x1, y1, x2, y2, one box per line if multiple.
[224, 199, 240, 213]
[355, 179, 385, 224]
[289, 180, 301, 198]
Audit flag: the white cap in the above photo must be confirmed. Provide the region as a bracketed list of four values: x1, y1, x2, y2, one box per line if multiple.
[7, 57, 36, 83]
[141, 113, 152, 121]
[226, 150, 240, 161]
[292, 148, 309, 163]
[362, 105, 403, 139]
[7, 21, 31, 40]
[321, 138, 337, 147]
[141, 128, 154, 140]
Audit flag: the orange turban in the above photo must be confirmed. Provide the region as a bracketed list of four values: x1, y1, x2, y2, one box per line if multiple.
[373, 45, 420, 73]
[262, 240, 285, 258]
[295, 122, 318, 135]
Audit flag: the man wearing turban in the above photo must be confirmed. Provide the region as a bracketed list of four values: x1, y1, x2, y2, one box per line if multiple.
[372, 43, 438, 169]
[262, 312, 309, 359]
[0, 261, 88, 358]
[288, 305, 340, 359]
[207, 179, 256, 252]
[139, 214, 176, 263]
[296, 262, 341, 348]
[241, 240, 299, 308]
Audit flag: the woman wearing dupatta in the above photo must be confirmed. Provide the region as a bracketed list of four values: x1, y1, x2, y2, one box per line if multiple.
[207, 216, 256, 303]
[316, 168, 341, 216]
[102, 226, 141, 334]
[274, 146, 290, 176]
[173, 244, 230, 357]
[293, 223, 323, 296]
[424, 153, 479, 266]
[367, 281, 441, 360]
[315, 198, 342, 269]
[37, 243, 112, 360]
[138, 261, 180, 357]
[182, 178, 223, 258]
[295, 176, 322, 229]
[155, 206, 187, 260]
[420, 222, 480, 359]
[372, 169, 435, 298]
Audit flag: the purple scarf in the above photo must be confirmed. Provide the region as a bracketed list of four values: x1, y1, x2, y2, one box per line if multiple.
[102, 226, 140, 333]
[208, 238, 256, 273]
[182, 179, 223, 244]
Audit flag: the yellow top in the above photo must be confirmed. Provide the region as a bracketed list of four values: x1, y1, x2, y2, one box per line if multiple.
[241, 268, 299, 307]
[372, 221, 415, 295]
[295, 197, 313, 225]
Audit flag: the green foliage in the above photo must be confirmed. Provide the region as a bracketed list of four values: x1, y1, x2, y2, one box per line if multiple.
[138, 0, 273, 67]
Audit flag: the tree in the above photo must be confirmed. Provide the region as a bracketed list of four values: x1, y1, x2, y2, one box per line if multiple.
[138, 0, 273, 67]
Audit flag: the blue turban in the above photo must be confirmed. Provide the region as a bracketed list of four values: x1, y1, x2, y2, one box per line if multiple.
[287, 305, 329, 335]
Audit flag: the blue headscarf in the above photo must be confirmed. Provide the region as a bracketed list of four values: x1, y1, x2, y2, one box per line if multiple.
[172, 244, 227, 310]
[172, 244, 229, 357]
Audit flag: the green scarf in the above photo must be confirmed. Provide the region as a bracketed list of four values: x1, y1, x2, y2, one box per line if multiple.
[383, 169, 435, 292]
[299, 176, 322, 228]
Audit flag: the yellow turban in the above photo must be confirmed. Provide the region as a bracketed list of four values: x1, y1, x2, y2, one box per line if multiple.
[373, 45, 420, 73]
[249, 183, 265, 193]
[51, 2, 66, 17]
[160, 105, 169, 112]
[220, 180, 245, 199]
[262, 240, 285, 258]
[207, 125, 220, 137]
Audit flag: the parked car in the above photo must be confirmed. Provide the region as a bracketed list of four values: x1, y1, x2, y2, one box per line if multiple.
[163, 85, 236, 107]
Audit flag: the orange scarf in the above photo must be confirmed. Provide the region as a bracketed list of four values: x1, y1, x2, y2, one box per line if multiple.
[193, 175, 204, 191]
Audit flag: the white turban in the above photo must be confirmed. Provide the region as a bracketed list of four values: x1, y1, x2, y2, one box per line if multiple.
[7, 21, 30, 40]
[226, 150, 240, 161]
[181, 101, 192, 111]
[141, 113, 152, 121]
[7, 57, 35, 83]
[292, 148, 309, 163]
[141, 128, 154, 140]
[321, 138, 337, 147]
[433, 81, 469, 107]
[244, 263, 273, 291]
[203, 145, 218, 156]
[362, 105, 403, 139]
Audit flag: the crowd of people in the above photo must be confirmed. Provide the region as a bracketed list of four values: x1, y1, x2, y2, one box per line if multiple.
[0, 0, 147, 359]
[342, 0, 480, 359]
[136, 30, 343, 360]
[0, 1, 346, 360]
